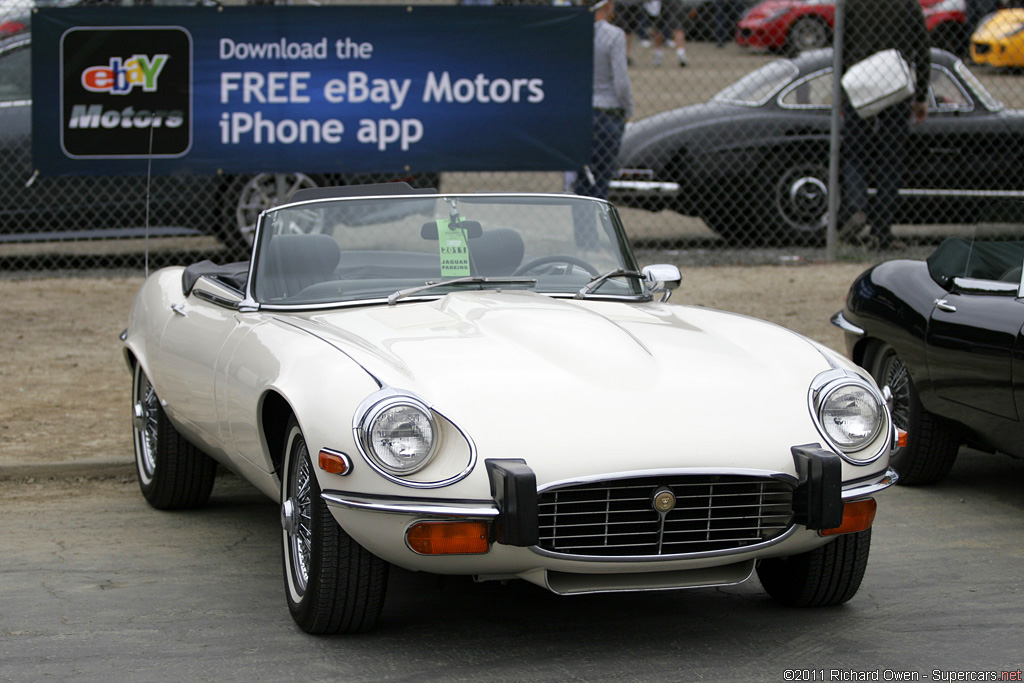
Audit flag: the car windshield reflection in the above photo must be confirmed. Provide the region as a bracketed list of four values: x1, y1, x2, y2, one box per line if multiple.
[713, 58, 800, 106]
[926, 201, 1024, 293]
[250, 193, 644, 307]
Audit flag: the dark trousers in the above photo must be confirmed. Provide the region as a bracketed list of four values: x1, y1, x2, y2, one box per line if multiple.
[573, 109, 625, 201]
[842, 98, 912, 240]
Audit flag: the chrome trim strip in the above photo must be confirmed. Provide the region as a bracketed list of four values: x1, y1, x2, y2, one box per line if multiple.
[831, 311, 865, 336]
[192, 288, 241, 310]
[842, 467, 899, 500]
[539, 560, 756, 595]
[529, 524, 799, 563]
[897, 187, 1024, 199]
[608, 179, 681, 194]
[321, 491, 498, 518]
[535, 467, 799, 494]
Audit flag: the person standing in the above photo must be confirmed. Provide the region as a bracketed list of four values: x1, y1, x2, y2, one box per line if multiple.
[841, 0, 930, 249]
[574, 0, 634, 201]
[650, 0, 689, 67]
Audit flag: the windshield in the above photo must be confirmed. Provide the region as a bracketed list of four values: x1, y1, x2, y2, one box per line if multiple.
[251, 193, 643, 307]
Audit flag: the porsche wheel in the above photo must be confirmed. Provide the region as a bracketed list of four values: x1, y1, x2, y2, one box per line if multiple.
[131, 363, 217, 510]
[766, 157, 831, 246]
[785, 16, 831, 55]
[870, 344, 960, 485]
[757, 529, 871, 607]
[221, 173, 320, 256]
[281, 418, 389, 634]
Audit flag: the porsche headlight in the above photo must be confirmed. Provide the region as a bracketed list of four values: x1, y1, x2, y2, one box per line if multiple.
[361, 397, 437, 475]
[811, 371, 887, 463]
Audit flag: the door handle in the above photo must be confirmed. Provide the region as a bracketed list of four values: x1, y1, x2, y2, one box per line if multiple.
[934, 298, 957, 313]
[171, 303, 186, 316]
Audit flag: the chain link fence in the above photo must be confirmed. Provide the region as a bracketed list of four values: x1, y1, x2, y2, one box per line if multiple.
[2, 0, 1023, 273]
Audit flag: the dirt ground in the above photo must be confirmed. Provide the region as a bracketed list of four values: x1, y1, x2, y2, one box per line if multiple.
[0, 261, 875, 472]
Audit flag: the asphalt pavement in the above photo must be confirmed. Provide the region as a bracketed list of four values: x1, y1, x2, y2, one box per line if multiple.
[0, 446, 1021, 682]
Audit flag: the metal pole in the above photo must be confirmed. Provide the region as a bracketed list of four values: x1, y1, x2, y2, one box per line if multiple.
[826, 0, 845, 261]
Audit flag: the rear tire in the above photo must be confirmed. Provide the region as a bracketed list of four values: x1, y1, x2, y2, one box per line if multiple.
[131, 363, 217, 510]
[281, 418, 389, 634]
[869, 344, 960, 485]
[220, 173, 319, 258]
[764, 156, 832, 246]
[758, 529, 871, 607]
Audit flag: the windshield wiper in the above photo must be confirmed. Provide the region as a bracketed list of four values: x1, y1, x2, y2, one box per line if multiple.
[575, 269, 646, 299]
[387, 276, 537, 305]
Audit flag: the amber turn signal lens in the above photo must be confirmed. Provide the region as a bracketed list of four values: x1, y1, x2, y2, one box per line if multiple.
[896, 428, 908, 448]
[822, 498, 877, 536]
[318, 449, 350, 475]
[407, 521, 490, 555]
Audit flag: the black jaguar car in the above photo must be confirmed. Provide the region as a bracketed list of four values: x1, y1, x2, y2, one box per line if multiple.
[611, 48, 1024, 246]
[832, 225, 1024, 484]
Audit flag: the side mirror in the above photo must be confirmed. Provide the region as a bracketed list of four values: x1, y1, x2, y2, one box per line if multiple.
[642, 264, 681, 302]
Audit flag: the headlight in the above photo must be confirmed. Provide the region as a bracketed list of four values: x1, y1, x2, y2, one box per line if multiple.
[810, 371, 887, 463]
[820, 384, 882, 450]
[360, 396, 437, 475]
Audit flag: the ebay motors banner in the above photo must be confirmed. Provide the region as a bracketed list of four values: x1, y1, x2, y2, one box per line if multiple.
[31, 5, 592, 176]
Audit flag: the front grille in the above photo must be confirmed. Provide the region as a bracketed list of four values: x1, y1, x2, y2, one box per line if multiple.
[537, 474, 794, 558]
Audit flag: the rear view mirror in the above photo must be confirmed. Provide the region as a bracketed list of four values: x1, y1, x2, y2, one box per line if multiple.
[421, 220, 483, 240]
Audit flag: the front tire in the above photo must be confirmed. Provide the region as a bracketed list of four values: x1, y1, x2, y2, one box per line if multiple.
[131, 363, 217, 510]
[281, 418, 389, 634]
[757, 529, 871, 607]
[869, 344, 960, 485]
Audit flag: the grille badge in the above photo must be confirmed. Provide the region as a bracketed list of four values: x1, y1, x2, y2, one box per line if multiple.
[652, 487, 676, 514]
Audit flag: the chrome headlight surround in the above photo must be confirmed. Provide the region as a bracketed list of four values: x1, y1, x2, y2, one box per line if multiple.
[355, 391, 438, 477]
[809, 369, 889, 464]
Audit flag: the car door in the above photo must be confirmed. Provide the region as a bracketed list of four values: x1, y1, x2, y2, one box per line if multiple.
[905, 65, 1024, 198]
[925, 263, 1024, 423]
[155, 279, 245, 450]
[0, 35, 34, 229]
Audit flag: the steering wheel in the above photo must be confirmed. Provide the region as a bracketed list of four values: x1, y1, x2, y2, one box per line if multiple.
[513, 255, 600, 277]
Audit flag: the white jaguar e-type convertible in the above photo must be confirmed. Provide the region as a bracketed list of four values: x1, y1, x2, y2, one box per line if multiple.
[122, 183, 897, 634]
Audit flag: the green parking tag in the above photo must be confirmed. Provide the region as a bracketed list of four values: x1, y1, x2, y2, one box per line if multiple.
[437, 218, 472, 277]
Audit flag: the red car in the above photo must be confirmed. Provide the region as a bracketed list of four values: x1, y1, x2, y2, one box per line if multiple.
[737, 0, 967, 55]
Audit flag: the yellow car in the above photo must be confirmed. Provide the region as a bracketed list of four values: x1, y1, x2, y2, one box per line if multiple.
[971, 8, 1024, 67]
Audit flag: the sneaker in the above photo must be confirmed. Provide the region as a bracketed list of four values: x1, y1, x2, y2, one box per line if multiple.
[677, 49, 688, 67]
[653, 48, 663, 67]
[839, 210, 867, 242]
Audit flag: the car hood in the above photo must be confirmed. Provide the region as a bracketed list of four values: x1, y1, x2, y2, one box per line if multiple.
[618, 102, 745, 166]
[976, 9, 1024, 40]
[294, 291, 838, 476]
[741, 0, 806, 22]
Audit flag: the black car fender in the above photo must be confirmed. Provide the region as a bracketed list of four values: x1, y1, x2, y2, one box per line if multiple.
[844, 259, 950, 405]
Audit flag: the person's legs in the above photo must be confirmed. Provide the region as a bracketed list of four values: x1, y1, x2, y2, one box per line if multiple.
[591, 110, 625, 199]
[573, 110, 624, 200]
[841, 101, 872, 238]
[869, 100, 912, 247]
